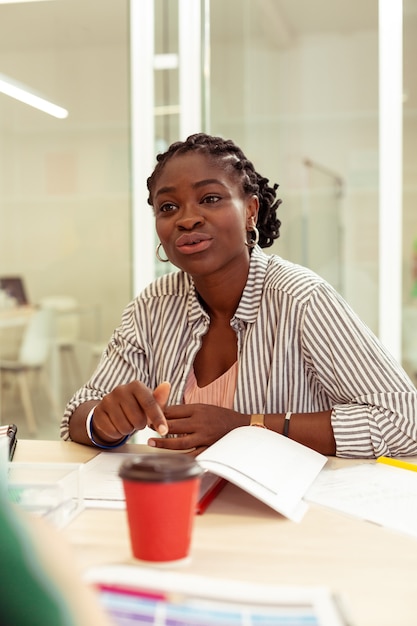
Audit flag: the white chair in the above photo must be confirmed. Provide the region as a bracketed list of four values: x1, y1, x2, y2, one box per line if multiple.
[0, 308, 60, 434]
[39, 296, 82, 392]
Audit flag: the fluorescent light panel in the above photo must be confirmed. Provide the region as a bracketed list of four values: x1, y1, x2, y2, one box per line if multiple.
[0, 1, 54, 4]
[0, 73, 68, 119]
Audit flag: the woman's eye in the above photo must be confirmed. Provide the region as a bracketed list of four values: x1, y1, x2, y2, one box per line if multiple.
[159, 202, 177, 213]
[202, 194, 220, 204]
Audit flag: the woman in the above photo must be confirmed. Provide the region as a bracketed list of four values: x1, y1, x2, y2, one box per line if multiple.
[61, 133, 417, 458]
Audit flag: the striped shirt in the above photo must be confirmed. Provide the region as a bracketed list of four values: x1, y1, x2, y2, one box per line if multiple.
[61, 246, 417, 458]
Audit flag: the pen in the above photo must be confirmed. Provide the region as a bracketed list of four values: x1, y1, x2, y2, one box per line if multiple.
[376, 456, 417, 473]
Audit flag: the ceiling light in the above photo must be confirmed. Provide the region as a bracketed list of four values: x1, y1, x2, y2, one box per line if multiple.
[0, 73, 68, 118]
[0, 1, 54, 4]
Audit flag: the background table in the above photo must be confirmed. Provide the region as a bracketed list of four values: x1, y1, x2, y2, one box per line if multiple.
[0, 305, 34, 358]
[14, 439, 417, 626]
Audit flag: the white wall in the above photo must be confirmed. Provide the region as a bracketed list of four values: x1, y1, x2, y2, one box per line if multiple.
[0, 43, 133, 342]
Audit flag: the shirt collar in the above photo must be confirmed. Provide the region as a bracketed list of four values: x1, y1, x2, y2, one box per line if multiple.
[234, 245, 268, 323]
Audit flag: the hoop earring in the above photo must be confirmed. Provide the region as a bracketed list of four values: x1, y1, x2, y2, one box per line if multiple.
[245, 226, 260, 248]
[156, 243, 169, 263]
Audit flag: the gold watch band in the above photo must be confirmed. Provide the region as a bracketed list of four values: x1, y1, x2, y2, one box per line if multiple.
[250, 413, 266, 428]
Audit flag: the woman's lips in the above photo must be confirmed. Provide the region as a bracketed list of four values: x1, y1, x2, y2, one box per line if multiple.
[175, 233, 212, 255]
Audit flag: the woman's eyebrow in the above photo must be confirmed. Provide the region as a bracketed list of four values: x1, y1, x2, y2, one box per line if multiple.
[155, 178, 226, 198]
[193, 178, 226, 189]
[154, 185, 175, 198]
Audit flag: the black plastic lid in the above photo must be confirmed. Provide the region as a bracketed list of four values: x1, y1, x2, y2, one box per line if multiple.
[118, 453, 203, 483]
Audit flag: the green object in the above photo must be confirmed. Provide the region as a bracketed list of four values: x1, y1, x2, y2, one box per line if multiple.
[0, 480, 75, 626]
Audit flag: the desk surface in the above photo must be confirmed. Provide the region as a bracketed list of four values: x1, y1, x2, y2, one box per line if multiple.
[14, 440, 417, 626]
[0, 305, 34, 328]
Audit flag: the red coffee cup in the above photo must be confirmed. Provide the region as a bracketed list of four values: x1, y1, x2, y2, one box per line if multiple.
[119, 453, 202, 563]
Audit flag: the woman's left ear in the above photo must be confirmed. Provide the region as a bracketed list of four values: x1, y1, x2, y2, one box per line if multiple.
[246, 194, 259, 225]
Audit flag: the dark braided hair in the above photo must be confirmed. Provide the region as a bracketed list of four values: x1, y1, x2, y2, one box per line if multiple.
[147, 133, 282, 248]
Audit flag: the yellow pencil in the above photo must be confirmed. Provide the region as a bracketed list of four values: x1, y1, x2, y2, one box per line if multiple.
[376, 456, 417, 473]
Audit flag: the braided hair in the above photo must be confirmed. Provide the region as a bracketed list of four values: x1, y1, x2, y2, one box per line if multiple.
[147, 133, 282, 248]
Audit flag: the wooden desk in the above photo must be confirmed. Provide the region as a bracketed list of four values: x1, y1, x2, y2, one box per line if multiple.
[0, 305, 34, 329]
[0, 306, 35, 361]
[14, 440, 417, 626]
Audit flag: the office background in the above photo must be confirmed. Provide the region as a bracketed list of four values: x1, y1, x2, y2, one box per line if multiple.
[0, 0, 416, 436]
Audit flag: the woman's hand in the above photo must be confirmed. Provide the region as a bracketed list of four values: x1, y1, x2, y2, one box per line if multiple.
[147, 403, 248, 456]
[91, 381, 171, 444]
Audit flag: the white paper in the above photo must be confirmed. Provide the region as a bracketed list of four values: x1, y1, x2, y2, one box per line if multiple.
[81, 453, 225, 511]
[197, 426, 327, 521]
[306, 462, 417, 539]
[81, 452, 130, 508]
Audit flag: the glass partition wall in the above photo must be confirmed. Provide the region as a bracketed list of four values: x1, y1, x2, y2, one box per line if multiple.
[402, 1, 417, 384]
[208, 0, 380, 333]
[0, 0, 132, 337]
[0, 0, 132, 435]
[0, 0, 414, 438]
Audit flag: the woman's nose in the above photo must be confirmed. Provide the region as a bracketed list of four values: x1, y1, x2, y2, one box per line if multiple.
[176, 206, 204, 230]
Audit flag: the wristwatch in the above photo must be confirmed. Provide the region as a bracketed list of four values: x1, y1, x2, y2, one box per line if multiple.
[250, 414, 266, 428]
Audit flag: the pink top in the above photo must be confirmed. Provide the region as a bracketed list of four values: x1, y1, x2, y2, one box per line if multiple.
[183, 361, 238, 409]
